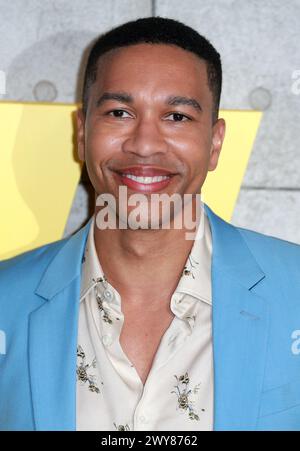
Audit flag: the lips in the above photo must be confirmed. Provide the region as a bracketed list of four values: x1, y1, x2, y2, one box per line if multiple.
[112, 166, 176, 193]
[116, 166, 175, 177]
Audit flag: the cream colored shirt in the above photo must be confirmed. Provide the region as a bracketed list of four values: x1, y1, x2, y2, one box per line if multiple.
[76, 207, 213, 431]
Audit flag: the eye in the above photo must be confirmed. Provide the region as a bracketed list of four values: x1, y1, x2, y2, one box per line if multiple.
[107, 109, 132, 118]
[165, 112, 191, 122]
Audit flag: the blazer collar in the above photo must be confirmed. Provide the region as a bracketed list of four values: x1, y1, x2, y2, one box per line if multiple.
[34, 217, 93, 301]
[204, 203, 265, 289]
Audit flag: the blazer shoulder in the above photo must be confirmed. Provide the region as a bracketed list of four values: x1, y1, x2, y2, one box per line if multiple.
[236, 225, 300, 275]
[0, 236, 69, 288]
[237, 225, 300, 253]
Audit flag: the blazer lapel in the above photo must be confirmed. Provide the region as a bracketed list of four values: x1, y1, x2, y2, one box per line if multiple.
[204, 205, 270, 430]
[28, 219, 92, 431]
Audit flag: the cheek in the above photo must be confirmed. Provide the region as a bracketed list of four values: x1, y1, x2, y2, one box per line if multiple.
[172, 132, 211, 171]
[86, 128, 119, 164]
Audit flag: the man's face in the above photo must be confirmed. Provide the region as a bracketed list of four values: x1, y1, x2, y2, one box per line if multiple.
[77, 43, 225, 225]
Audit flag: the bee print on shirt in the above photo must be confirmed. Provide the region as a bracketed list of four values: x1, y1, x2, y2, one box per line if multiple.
[77, 345, 102, 394]
[95, 291, 114, 324]
[182, 255, 199, 279]
[93, 276, 120, 324]
[171, 372, 205, 421]
[113, 422, 131, 431]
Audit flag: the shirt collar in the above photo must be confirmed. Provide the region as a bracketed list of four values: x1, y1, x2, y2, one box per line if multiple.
[80, 202, 212, 305]
[79, 214, 106, 301]
[174, 205, 212, 305]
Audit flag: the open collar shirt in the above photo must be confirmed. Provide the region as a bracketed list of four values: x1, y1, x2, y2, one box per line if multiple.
[76, 206, 214, 431]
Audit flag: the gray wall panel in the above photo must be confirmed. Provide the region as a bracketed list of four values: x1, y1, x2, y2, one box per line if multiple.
[156, 0, 300, 241]
[1, 0, 300, 243]
[1, 0, 152, 102]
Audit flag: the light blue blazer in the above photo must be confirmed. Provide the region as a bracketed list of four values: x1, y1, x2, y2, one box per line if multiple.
[1, 204, 300, 431]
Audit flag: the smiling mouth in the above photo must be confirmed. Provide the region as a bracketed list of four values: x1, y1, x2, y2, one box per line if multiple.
[112, 167, 176, 192]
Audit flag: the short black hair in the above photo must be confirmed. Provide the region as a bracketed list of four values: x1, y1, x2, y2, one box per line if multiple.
[82, 16, 222, 122]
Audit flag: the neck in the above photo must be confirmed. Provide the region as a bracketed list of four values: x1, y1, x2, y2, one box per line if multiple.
[93, 206, 202, 308]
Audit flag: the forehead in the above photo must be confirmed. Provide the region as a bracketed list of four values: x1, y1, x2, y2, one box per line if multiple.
[93, 43, 209, 96]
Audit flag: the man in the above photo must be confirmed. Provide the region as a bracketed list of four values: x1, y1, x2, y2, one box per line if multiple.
[1, 17, 300, 432]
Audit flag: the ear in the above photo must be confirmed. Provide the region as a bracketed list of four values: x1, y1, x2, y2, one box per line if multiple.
[208, 118, 226, 171]
[76, 108, 85, 162]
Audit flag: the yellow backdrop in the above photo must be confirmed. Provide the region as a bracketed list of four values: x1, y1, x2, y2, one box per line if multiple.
[0, 101, 261, 260]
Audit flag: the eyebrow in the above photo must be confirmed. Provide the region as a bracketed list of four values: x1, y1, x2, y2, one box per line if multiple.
[96, 91, 202, 113]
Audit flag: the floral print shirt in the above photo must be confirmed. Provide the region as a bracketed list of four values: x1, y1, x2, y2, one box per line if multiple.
[76, 205, 213, 431]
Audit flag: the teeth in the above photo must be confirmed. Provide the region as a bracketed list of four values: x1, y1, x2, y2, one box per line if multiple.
[122, 174, 170, 184]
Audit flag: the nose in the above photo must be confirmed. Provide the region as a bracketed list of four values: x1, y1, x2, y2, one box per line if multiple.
[122, 115, 168, 157]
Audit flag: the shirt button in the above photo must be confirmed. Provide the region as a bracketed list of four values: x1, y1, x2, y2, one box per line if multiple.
[102, 334, 113, 347]
[103, 289, 113, 300]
